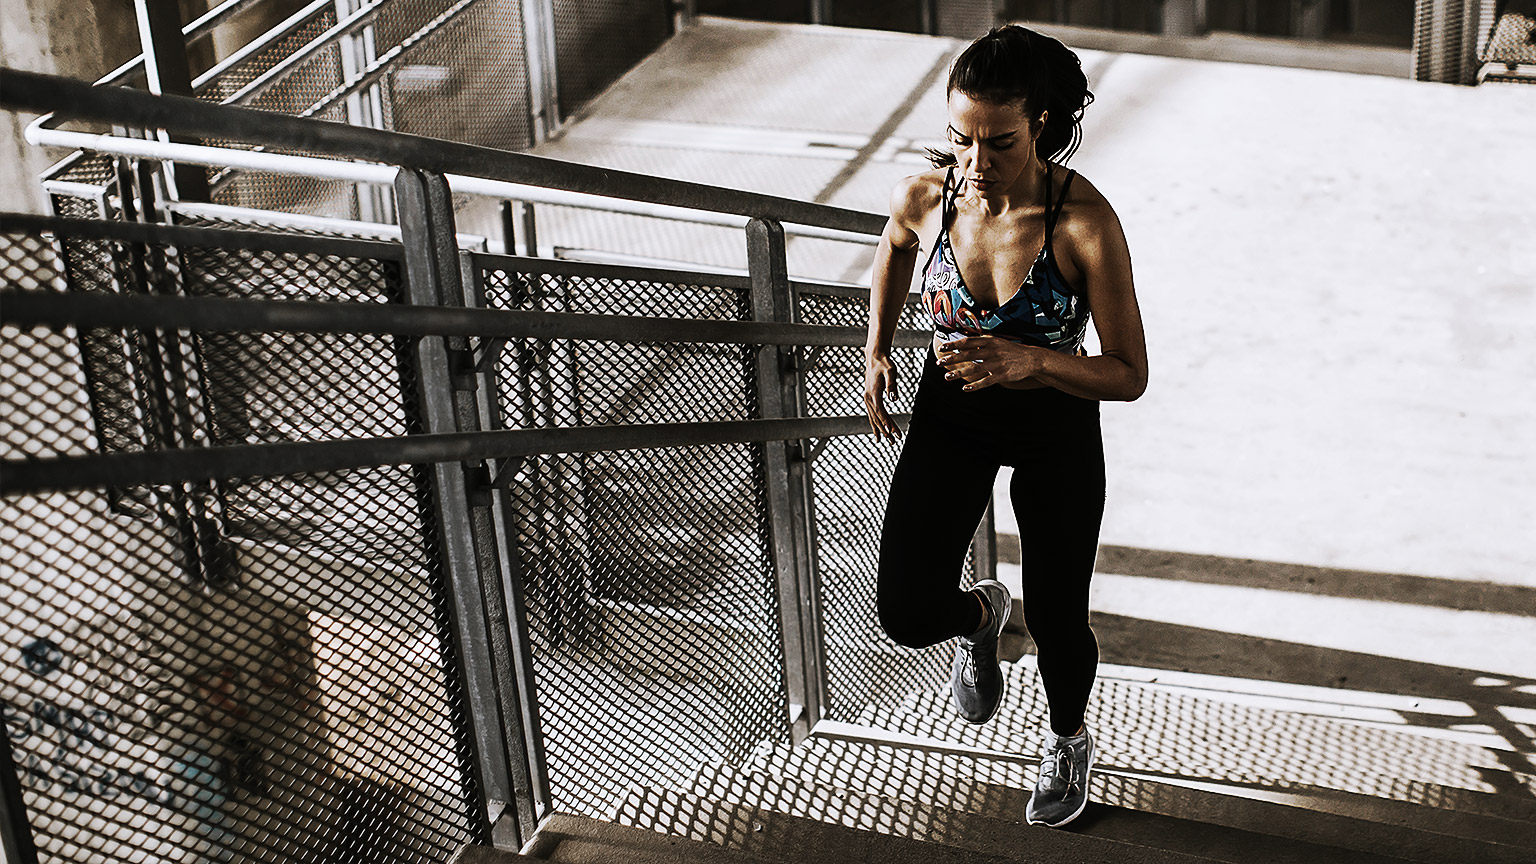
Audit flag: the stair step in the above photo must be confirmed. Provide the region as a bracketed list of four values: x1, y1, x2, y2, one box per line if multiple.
[613, 783, 1020, 863]
[750, 738, 1536, 856]
[870, 660, 1536, 821]
[516, 811, 785, 863]
[687, 761, 1425, 864]
[450, 846, 546, 863]
[864, 699, 1536, 824]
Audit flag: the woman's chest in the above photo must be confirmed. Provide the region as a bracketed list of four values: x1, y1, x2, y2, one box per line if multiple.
[934, 214, 1074, 307]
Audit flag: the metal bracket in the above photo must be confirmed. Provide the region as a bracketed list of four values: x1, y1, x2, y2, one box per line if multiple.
[488, 456, 527, 489]
[464, 456, 525, 506]
[792, 437, 827, 465]
[450, 336, 508, 387]
[785, 345, 828, 378]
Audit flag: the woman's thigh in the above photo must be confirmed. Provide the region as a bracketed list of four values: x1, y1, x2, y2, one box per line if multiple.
[1007, 417, 1105, 611]
[878, 418, 1001, 597]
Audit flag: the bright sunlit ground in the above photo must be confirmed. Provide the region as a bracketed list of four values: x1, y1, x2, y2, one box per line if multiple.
[525, 17, 1536, 685]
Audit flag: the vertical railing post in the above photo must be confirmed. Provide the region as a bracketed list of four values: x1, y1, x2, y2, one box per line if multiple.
[2, 733, 38, 864]
[460, 248, 554, 844]
[396, 168, 536, 849]
[748, 217, 827, 744]
[974, 500, 998, 588]
[132, 0, 209, 201]
[521, 0, 561, 143]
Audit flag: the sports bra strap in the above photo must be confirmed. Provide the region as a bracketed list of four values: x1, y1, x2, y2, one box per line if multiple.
[941, 166, 959, 224]
[1045, 169, 1076, 240]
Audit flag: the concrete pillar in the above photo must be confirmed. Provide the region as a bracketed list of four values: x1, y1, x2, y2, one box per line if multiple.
[1161, 0, 1209, 36]
[1, 0, 141, 214]
[1291, 0, 1328, 39]
[936, 0, 1003, 38]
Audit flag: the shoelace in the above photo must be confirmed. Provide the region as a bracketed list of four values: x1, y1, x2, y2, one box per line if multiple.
[960, 621, 993, 686]
[1041, 742, 1083, 795]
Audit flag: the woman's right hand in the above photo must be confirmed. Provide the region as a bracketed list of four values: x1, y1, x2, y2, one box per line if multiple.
[864, 351, 902, 443]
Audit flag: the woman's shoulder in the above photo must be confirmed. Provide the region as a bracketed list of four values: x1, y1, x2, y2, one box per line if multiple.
[1050, 164, 1130, 271]
[1052, 164, 1122, 240]
[888, 168, 949, 226]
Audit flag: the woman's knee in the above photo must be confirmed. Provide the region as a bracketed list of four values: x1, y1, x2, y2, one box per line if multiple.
[876, 589, 941, 649]
[1021, 604, 1092, 653]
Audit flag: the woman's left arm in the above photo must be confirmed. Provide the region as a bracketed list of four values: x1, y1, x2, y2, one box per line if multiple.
[941, 197, 1148, 402]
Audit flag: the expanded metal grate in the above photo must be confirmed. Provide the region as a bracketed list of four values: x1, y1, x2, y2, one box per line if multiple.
[796, 288, 976, 722]
[552, 0, 673, 117]
[4, 211, 926, 855]
[478, 257, 787, 816]
[2, 221, 479, 863]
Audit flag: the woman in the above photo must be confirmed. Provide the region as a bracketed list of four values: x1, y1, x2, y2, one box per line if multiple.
[862, 25, 1147, 828]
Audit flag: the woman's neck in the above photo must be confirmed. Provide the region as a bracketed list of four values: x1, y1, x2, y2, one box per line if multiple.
[963, 161, 1050, 217]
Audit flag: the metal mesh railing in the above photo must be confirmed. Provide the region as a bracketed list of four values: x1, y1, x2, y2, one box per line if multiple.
[3, 202, 944, 859]
[5, 67, 944, 856]
[39, 0, 676, 227]
[795, 288, 978, 721]
[1479, 5, 1536, 81]
[1, 218, 481, 863]
[475, 256, 786, 815]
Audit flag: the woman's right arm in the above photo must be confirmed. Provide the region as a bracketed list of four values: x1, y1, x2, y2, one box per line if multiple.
[864, 175, 933, 443]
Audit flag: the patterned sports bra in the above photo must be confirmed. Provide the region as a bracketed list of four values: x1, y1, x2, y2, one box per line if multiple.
[920, 165, 1088, 354]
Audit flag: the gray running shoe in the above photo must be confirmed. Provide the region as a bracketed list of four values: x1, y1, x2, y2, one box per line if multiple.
[950, 579, 1011, 724]
[1025, 726, 1095, 827]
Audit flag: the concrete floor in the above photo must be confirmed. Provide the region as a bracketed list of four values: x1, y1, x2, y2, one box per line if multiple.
[523, 18, 1536, 681]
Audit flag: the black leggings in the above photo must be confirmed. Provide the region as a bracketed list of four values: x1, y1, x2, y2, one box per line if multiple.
[877, 345, 1105, 737]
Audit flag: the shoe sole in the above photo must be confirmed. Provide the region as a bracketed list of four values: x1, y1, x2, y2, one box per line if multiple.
[951, 579, 1011, 725]
[1025, 734, 1094, 828]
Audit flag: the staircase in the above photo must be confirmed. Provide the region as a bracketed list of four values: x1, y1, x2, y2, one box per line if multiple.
[450, 653, 1536, 863]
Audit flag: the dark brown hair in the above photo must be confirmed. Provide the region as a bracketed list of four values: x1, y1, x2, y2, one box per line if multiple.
[930, 25, 1094, 167]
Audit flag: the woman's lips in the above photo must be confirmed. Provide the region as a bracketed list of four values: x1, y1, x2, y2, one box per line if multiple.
[967, 178, 995, 190]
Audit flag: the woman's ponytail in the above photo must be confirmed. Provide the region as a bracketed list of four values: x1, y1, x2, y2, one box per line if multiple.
[930, 25, 1094, 167]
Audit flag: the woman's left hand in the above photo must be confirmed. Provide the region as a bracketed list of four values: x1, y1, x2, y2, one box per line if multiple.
[936, 335, 1046, 391]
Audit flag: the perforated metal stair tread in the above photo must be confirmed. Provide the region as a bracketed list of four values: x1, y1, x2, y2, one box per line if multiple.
[450, 845, 547, 863]
[860, 659, 1536, 823]
[860, 698, 1536, 826]
[747, 738, 1536, 859]
[518, 812, 788, 864]
[613, 781, 1221, 864]
[683, 760, 1431, 864]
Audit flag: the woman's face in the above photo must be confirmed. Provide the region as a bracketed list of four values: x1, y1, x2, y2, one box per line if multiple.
[946, 90, 1044, 197]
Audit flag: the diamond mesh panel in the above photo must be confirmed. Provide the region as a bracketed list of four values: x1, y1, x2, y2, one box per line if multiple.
[2, 222, 479, 863]
[382, 0, 533, 151]
[208, 105, 361, 219]
[796, 289, 976, 721]
[505, 445, 786, 817]
[552, 0, 672, 117]
[479, 258, 787, 816]
[482, 261, 750, 319]
[481, 261, 755, 429]
[198, 7, 343, 105]
[1484, 9, 1536, 66]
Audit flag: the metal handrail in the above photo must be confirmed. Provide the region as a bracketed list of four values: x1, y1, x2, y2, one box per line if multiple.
[0, 288, 920, 349]
[3, 69, 887, 237]
[29, 126, 880, 245]
[202, 0, 367, 104]
[79, 0, 287, 93]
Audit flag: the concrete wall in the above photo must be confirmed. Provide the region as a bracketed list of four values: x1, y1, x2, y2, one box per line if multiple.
[1, 0, 142, 214]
